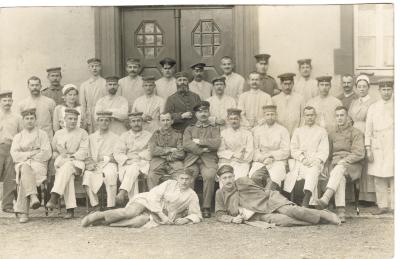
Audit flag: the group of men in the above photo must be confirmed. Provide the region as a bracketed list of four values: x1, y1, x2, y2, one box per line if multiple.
[0, 53, 394, 227]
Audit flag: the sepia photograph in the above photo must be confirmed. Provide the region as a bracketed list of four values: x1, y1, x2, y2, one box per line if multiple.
[0, 1, 395, 258]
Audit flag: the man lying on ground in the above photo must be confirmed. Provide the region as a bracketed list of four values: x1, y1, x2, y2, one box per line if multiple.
[81, 168, 202, 228]
[215, 165, 341, 227]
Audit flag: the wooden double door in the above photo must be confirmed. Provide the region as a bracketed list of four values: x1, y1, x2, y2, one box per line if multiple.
[121, 7, 234, 81]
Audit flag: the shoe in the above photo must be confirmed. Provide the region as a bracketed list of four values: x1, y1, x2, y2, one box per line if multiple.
[115, 192, 126, 207]
[46, 193, 59, 209]
[2, 208, 14, 213]
[202, 208, 211, 218]
[315, 199, 328, 210]
[337, 207, 346, 223]
[64, 209, 74, 219]
[372, 208, 389, 215]
[19, 214, 29, 223]
[30, 195, 41, 210]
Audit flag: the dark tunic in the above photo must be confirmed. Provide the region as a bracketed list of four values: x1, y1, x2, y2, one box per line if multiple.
[337, 91, 357, 110]
[164, 91, 201, 132]
[41, 85, 64, 105]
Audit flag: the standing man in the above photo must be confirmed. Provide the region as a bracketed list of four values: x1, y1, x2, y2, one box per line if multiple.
[283, 106, 329, 207]
[155, 57, 177, 99]
[189, 63, 213, 100]
[18, 76, 56, 140]
[0, 90, 22, 213]
[164, 72, 201, 132]
[42, 67, 64, 105]
[272, 73, 305, 135]
[249, 105, 290, 191]
[217, 108, 254, 179]
[183, 101, 221, 218]
[238, 72, 273, 129]
[306, 76, 342, 135]
[220, 56, 245, 100]
[118, 58, 144, 109]
[113, 112, 152, 206]
[80, 58, 107, 134]
[46, 108, 89, 219]
[365, 79, 394, 215]
[293, 59, 319, 103]
[337, 74, 357, 110]
[83, 111, 119, 211]
[131, 76, 165, 133]
[244, 54, 280, 96]
[95, 76, 129, 135]
[316, 106, 365, 222]
[147, 112, 185, 189]
[207, 77, 236, 127]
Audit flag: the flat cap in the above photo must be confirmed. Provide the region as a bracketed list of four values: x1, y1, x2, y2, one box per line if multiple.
[262, 104, 277, 111]
[0, 90, 12, 99]
[21, 108, 36, 117]
[175, 71, 189, 79]
[217, 164, 234, 177]
[96, 111, 113, 118]
[87, 58, 101, 64]
[62, 84, 79, 95]
[316, 76, 332, 83]
[193, 101, 210, 112]
[278, 73, 296, 81]
[126, 57, 141, 64]
[378, 78, 394, 88]
[142, 75, 156, 82]
[46, 67, 61, 73]
[128, 111, 144, 118]
[254, 54, 271, 62]
[160, 57, 176, 67]
[297, 59, 312, 65]
[64, 108, 80, 116]
[227, 108, 242, 116]
[211, 76, 226, 84]
[190, 63, 206, 70]
[105, 76, 120, 82]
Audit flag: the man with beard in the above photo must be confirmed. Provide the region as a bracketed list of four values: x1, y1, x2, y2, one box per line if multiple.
[0, 90, 22, 213]
[272, 73, 305, 135]
[80, 58, 107, 134]
[155, 57, 177, 99]
[189, 63, 213, 100]
[207, 76, 236, 127]
[220, 56, 245, 101]
[118, 58, 144, 109]
[183, 101, 221, 218]
[164, 72, 201, 132]
[337, 74, 357, 110]
[131, 76, 165, 133]
[41, 67, 64, 105]
[215, 165, 341, 226]
[113, 112, 152, 206]
[293, 59, 319, 103]
[95, 76, 129, 135]
[18, 76, 56, 140]
[81, 169, 202, 228]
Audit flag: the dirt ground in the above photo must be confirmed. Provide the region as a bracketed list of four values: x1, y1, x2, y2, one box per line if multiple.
[0, 204, 394, 259]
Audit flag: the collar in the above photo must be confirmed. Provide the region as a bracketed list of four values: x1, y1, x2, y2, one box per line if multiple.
[359, 95, 371, 103]
[336, 122, 351, 132]
[178, 91, 189, 97]
[159, 128, 173, 136]
[130, 130, 143, 138]
[343, 91, 354, 98]
[195, 121, 211, 128]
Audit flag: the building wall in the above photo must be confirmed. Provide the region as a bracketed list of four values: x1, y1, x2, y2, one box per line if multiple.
[258, 5, 343, 96]
[0, 7, 95, 103]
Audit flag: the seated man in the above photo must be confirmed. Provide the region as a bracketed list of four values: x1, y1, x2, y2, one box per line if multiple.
[81, 169, 202, 228]
[148, 112, 185, 189]
[113, 112, 152, 206]
[217, 108, 254, 179]
[249, 105, 290, 191]
[83, 111, 119, 211]
[10, 108, 52, 223]
[215, 165, 341, 226]
[46, 108, 89, 219]
[316, 106, 365, 222]
[283, 106, 329, 207]
[183, 101, 221, 218]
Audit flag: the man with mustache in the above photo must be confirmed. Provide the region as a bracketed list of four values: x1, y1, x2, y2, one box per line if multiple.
[293, 59, 319, 103]
[41, 67, 64, 105]
[0, 90, 22, 213]
[337, 74, 357, 110]
[164, 72, 201, 132]
[189, 63, 213, 100]
[118, 58, 144, 110]
[183, 101, 221, 218]
[113, 112, 152, 206]
[95, 76, 129, 135]
[220, 56, 245, 101]
[155, 57, 177, 99]
[18, 76, 56, 140]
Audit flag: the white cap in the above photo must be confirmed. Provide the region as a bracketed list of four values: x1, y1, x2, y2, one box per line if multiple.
[356, 74, 370, 85]
[62, 84, 78, 95]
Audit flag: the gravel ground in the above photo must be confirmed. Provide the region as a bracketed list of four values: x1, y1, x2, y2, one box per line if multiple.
[0, 205, 394, 259]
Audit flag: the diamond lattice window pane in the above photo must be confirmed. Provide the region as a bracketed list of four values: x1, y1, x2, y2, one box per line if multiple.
[192, 20, 221, 57]
[135, 21, 164, 58]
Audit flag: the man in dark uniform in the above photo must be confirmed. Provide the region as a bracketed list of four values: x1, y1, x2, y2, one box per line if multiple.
[164, 72, 201, 132]
[244, 54, 280, 96]
[183, 101, 221, 218]
[42, 67, 64, 105]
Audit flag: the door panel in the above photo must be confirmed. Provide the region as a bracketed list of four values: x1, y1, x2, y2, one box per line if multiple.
[122, 9, 176, 78]
[180, 8, 233, 81]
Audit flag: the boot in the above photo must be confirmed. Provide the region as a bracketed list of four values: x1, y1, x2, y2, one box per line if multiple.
[315, 188, 334, 210]
[302, 190, 312, 208]
[46, 192, 60, 209]
[115, 190, 128, 207]
[19, 213, 29, 224]
[337, 207, 346, 223]
[30, 194, 41, 210]
[64, 208, 74, 219]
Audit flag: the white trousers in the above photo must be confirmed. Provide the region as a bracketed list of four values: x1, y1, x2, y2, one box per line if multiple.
[374, 176, 394, 209]
[326, 165, 347, 207]
[119, 161, 149, 200]
[51, 161, 78, 209]
[249, 161, 286, 185]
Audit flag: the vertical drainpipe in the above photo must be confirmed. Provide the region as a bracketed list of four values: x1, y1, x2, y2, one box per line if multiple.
[174, 9, 182, 71]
